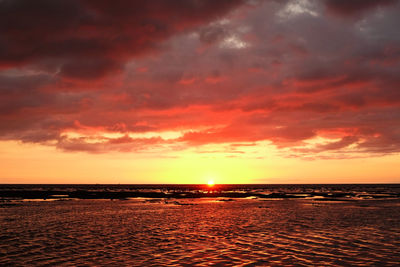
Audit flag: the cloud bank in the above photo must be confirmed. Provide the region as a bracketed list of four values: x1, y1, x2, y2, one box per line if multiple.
[1, 0, 400, 158]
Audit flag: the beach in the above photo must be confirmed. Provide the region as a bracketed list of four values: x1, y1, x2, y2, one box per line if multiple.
[1, 184, 400, 266]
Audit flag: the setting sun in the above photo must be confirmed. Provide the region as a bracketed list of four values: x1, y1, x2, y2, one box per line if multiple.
[1, 1, 400, 266]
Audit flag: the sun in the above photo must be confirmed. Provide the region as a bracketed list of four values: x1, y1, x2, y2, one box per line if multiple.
[207, 180, 215, 187]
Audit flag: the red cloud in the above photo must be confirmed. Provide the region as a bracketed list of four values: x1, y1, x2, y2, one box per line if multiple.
[56, 134, 166, 153]
[1, 0, 400, 158]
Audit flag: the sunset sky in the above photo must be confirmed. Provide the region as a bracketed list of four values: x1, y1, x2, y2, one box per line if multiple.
[1, 0, 400, 184]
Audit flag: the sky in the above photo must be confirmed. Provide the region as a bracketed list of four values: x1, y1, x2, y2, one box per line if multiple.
[1, 0, 400, 184]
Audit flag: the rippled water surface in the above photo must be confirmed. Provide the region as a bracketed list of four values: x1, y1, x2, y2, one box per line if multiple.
[1, 198, 400, 266]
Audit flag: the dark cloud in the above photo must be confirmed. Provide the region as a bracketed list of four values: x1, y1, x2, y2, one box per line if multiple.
[0, 0, 243, 78]
[325, 0, 397, 16]
[199, 26, 228, 44]
[60, 58, 123, 80]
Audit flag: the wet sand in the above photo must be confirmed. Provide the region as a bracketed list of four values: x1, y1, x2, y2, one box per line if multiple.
[1, 184, 400, 266]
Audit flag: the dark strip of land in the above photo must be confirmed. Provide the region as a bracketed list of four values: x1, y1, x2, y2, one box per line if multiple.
[1, 189, 399, 200]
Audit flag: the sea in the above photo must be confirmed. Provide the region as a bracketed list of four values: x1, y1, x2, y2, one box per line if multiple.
[1, 184, 400, 266]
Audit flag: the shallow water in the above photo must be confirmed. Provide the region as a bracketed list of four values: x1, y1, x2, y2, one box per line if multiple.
[1, 198, 400, 266]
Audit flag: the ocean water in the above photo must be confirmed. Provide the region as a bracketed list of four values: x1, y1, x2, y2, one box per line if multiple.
[1, 185, 400, 266]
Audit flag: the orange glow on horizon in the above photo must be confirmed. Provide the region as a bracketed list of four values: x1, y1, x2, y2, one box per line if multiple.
[0, 140, 400, 184]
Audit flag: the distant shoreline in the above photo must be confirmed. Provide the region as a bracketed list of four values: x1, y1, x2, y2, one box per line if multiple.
[1, 184, 399, 201]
